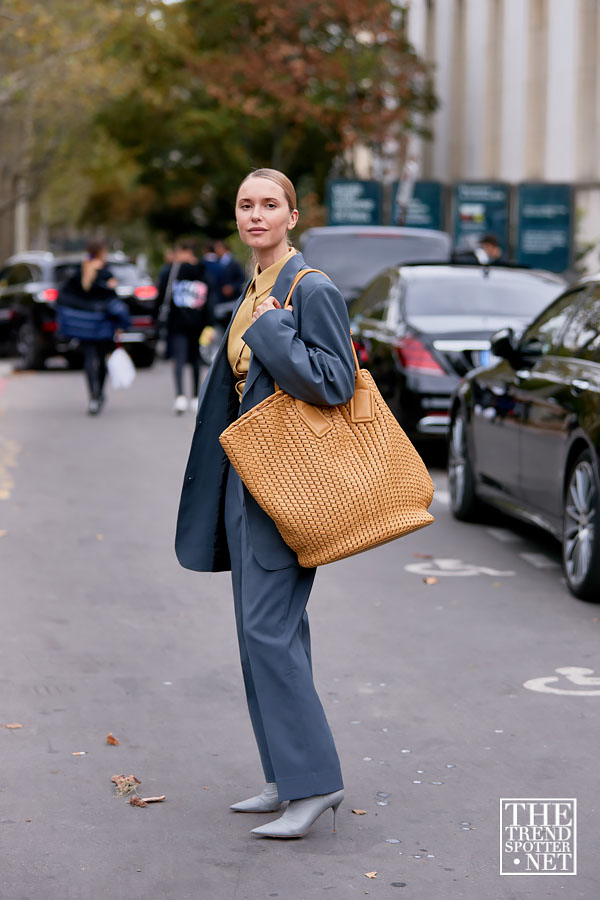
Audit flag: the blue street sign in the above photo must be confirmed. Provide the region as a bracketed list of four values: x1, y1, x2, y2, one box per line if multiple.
[516, 183, 572, 272]
[390, 181, 445, 229]
[327, 180, 381, 226]
[453, 183, 510, 255]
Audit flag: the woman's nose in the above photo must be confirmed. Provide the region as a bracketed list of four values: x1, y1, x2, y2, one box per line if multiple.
[251, 207, 262, 220]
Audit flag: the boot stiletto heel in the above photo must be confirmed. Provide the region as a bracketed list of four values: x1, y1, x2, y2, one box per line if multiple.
[332, 797, 343, 832]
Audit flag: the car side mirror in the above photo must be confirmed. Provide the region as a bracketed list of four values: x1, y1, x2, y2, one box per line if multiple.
[518, 336, 544, 359]
[490, 328, 515, 360]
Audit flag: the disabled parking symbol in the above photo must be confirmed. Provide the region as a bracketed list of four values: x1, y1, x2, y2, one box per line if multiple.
[404, 558, 516, 577]
[523, 667, 600, 696]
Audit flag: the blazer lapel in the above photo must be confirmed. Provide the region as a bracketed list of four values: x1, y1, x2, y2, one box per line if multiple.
[240, 252, 307, 402]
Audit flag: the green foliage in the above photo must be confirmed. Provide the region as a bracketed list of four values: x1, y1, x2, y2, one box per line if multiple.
[1, 0, 437, 253]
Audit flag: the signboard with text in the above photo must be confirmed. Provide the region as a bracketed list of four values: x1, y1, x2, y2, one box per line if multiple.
[326, 180, 381, 226]
[516, 184, 572, 272]
[453, 183, 510, 255]
[390, 180, 445, 230]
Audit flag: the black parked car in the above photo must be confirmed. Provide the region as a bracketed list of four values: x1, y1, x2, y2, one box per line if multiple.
[301, 226, 452, 306]
[349, 263, 565, 439]
[0, 251, 158, 369]
[448, 276, 600, 600]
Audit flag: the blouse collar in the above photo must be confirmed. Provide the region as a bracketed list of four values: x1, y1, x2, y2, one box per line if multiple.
[251, 247, 297, 296]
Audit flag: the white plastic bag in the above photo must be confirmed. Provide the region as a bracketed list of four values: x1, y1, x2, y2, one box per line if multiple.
[107, 347, 136, 390]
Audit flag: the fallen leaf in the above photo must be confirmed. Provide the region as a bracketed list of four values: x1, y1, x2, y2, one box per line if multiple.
[25, 818, 31, 822]
[72, 751, 87, 756]
[129, 796, 147, 807]
[352, 809, 367, 815]
[96, 534, 104, 541]
[0, 530, 7, 537]
[112, 774, 141, 796]
[106, 733, 119, 746]
[423, 577, 438, 585]
[140, 795, 165, 803]
[413, 552, 433, 558]
[3, 723, 23, 729]
[364, 872, 377, 879]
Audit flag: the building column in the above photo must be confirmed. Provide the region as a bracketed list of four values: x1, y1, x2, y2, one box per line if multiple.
[544, 0, 579, 180]
[462, 0, 489, 178]
[525, 0, 548, 179]
[431, 0, 455, 181]
[575, 0, 599, 180]
[499, 0, 529, 182]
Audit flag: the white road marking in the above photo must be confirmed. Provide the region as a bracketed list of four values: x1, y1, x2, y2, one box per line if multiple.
[433, 490, 449, 505]
[524, 667, 600, 696]
[519, 552, 560, 570]
[486, 527, 520, 543]
[405, 558, 515, 577]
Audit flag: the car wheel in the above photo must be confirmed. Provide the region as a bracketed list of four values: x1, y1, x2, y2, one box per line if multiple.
[448, 409, 480, 521]
[562, 449, 600, 602]
[16, 317, 45, 370]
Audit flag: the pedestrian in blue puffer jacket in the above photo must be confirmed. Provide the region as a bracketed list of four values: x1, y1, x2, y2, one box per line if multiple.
[57, 242, 130, 415]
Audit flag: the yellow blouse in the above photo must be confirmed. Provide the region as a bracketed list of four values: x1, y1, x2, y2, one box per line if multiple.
[227, 248, 297, 400]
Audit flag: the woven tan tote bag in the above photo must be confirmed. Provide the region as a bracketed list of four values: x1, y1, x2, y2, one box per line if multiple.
[219, 269, 434, 567]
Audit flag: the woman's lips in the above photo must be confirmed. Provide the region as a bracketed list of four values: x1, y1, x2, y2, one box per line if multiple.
[248, 228, 267, 234]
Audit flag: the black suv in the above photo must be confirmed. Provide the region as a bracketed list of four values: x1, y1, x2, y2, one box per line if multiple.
[0, 251, 159, 369]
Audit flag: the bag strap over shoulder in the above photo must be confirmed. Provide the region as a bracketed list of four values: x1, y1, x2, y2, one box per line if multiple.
[276, 266, 371, 422]
[282, 267, 328, 309]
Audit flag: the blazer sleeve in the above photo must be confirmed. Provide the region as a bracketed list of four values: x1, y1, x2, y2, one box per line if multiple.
[242, 279, 355, 406]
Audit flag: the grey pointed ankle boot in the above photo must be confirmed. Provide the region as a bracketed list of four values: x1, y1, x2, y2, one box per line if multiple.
[230, 782, 282, 813]
[250, 789, 344, 838]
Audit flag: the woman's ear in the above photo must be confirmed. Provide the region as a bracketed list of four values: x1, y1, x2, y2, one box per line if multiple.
[288, 209, 299, 230]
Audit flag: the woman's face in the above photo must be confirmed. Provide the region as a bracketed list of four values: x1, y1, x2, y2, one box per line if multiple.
[235, 177, 298, 252]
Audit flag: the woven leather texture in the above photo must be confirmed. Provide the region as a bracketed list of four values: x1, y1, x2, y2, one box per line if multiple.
[219, 367, 434, 568]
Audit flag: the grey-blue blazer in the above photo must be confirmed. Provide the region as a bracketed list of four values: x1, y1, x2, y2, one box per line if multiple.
[175, 251, 355, 573]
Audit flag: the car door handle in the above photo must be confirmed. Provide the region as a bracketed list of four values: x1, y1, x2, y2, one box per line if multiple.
[571, 378, 590, 394]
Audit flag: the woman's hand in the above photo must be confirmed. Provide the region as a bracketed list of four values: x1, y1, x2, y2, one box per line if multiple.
[251, 296, 292, 322]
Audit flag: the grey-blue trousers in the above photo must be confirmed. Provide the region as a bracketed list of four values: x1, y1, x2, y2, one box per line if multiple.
[224, 464, 344, 802]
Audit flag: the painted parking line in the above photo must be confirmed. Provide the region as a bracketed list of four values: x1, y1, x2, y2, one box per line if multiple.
[519, 552, 560, 570]
[487, 527, 560, 570]
[486, 527, 521, 543]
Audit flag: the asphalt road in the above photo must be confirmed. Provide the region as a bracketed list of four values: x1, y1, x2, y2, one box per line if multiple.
[0, 359, 598, 900]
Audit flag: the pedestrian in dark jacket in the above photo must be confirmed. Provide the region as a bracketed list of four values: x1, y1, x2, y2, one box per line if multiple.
[156, 240, 216, 414]
[57, 242, 129, 415]
[213, 238, 246, 325]
[175, 168, 354, 839]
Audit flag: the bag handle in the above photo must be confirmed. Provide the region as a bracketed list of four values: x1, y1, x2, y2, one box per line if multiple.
[272, 267, 373, 427]
[281, 267, 361, 380]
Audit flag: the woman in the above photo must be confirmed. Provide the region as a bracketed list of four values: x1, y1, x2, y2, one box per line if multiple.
[175, 168, 355, 838]
[57, 242, 129, 415]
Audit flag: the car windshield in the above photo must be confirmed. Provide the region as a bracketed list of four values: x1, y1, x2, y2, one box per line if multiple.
[302, 232, 450, 300]
[404, 275, 563, 322]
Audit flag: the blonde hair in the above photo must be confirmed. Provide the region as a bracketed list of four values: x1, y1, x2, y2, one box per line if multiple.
[238, 168, 297, 212]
